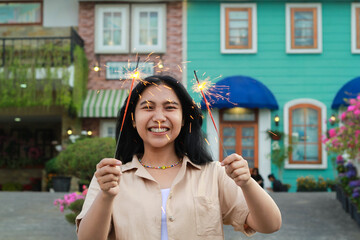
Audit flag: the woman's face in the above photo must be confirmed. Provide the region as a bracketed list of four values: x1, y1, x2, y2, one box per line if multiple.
[134, 84, 183, 151]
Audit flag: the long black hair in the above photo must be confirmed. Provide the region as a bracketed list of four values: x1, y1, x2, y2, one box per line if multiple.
[115, 75, 213, 165]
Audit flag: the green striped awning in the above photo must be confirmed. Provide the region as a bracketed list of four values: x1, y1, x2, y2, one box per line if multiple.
[80, 89, 128, 117]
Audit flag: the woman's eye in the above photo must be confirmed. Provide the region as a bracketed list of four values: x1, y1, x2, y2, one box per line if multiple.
[142, 105, 153, 110]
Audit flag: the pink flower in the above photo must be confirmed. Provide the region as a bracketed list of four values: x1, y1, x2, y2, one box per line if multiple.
[332, 138, 339, 147]
[354, 109, 360, 116]
[328, 128, 337, 138]
[350, 98, 357, 105]
[348, 105, 356, 112]
[82, 189, 88, 196]
[341, 112, 347, 121]
[355, 130, 360, 138]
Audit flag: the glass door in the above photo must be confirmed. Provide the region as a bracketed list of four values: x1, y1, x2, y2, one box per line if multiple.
[220, 124, 258, 168]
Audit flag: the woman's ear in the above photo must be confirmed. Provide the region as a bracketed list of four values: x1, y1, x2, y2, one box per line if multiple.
[181, 119, 185, 127]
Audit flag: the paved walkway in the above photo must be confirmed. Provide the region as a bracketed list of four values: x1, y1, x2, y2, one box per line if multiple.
[0, 192, 359, 240]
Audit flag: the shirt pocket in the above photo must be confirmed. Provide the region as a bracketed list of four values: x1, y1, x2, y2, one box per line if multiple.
[194, 196, 222, 236]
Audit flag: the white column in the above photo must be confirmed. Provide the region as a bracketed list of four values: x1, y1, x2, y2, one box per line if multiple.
[259, 109, 272, 189]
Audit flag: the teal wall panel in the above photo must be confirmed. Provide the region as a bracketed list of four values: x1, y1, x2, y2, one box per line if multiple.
[186, 0, 360, 191]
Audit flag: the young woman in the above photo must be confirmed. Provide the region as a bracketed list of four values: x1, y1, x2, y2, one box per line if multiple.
[251, 168, 264, 188]
[76, 75, 281, 240]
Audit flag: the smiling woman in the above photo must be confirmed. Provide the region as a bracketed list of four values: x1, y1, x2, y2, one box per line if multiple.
[76, 75, 282, 240]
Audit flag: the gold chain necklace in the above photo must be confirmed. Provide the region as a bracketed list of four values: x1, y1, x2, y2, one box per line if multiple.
[138, 158, 181, 169]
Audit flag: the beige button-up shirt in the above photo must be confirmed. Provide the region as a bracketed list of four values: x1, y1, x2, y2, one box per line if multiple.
[76, 156, 255, 239]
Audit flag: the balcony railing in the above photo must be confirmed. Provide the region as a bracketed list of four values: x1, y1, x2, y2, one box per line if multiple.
[0, 27, 84, 67]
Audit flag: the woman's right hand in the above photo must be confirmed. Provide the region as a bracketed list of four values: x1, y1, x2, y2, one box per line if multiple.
[95, 158, 122, 197]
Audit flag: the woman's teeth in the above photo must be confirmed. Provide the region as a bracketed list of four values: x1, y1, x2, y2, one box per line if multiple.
[150, 128, 168, 133]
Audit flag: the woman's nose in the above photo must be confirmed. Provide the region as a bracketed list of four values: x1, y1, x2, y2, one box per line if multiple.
[152, 109, 166, 122]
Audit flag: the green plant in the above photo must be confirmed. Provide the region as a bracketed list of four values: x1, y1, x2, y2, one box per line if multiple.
[323, 96, 360, 161]
[65, 198, 85, 224]
[54, 188, 87, 225]
[326, 178, 336, 191]
[73, 45, 88, 115]
[2, 182, 23, 191]
[296, 176, 328, 192]
[0, 43, 87, 116]
[269, 135, 296, 180]
[55, 137, 116, 182]
[45, 157, 59, 174]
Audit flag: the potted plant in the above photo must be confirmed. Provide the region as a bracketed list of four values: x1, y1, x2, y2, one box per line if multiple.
[53, 186, 88, 224]
[267, 130, 283, 141]
[45, 155, 73, 192]
[269, 139, 294, 181]
[57, 137, 116, 188]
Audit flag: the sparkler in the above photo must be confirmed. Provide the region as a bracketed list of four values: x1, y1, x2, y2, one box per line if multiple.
[193, 70, 228, 157]
[114, 56, 140, 158]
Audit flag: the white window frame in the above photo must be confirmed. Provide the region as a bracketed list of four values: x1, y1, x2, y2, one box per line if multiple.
[131, 4, 166, 53]
[220, 3, 257, 54]
[351, 3, 360, 54]
[100, 120, 117, 139]
[286, 3, 322, 54]
[284, 98, 327, 169]
[95, 4, 129, 54]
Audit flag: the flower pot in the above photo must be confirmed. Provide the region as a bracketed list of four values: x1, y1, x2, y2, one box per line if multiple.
[340, 188, 349, 213]
[52, 176, 71, 192]
[336, 185, 340, 201]
[349, 202, 357, 220]
[270, 135, 281, 140]
[354, 209, 360, 227]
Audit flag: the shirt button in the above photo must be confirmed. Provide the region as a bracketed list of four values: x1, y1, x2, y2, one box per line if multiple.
[169, 216, 175, 222]
[169, 194, 172, 199]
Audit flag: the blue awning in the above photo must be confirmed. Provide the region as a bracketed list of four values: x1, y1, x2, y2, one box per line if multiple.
[331, 76, 360, 109]
[200, 75, 279, 110]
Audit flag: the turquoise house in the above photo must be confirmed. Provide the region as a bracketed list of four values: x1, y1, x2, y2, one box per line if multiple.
[184, 0, 360, 191]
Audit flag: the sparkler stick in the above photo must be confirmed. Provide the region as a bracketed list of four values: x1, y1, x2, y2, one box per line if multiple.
[193, 71, 228, 157]
[114, 56, 140, 158]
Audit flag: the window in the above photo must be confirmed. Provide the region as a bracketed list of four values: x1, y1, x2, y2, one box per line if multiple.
[284, 99, 327, 169]
[132, 4, 166, 53]
[100, 120, 116, 139]
[95, 4, 166, 54]
[220, 3, 257, 54]
[95, 5, 129, 53]
[351, 3, 360, 53]
[0, 1, 42, 25]
[286, 3, 322, 53]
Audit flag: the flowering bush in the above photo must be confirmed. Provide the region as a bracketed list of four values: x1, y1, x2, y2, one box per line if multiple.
[296, 176, 328, 192]
[323, 96, 360, 161]
[54, 185, 87, 224]
[349, 179, 360, 211]
[336, 156, 360, 211]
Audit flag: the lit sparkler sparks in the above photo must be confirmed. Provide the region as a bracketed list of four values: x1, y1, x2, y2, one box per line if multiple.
[191, 72, 233, 107]
[194, 71, 219, 136]
[193, 70, 228, 157]
[114, 56, 140, 158]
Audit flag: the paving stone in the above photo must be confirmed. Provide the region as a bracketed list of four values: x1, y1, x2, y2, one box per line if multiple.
[0, 192, 359, 240]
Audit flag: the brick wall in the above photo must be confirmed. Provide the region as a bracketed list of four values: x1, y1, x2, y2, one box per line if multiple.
[78, 1, 183, 90]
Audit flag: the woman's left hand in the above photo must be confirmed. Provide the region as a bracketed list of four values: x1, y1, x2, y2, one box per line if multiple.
[221, 153, 251, 187]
